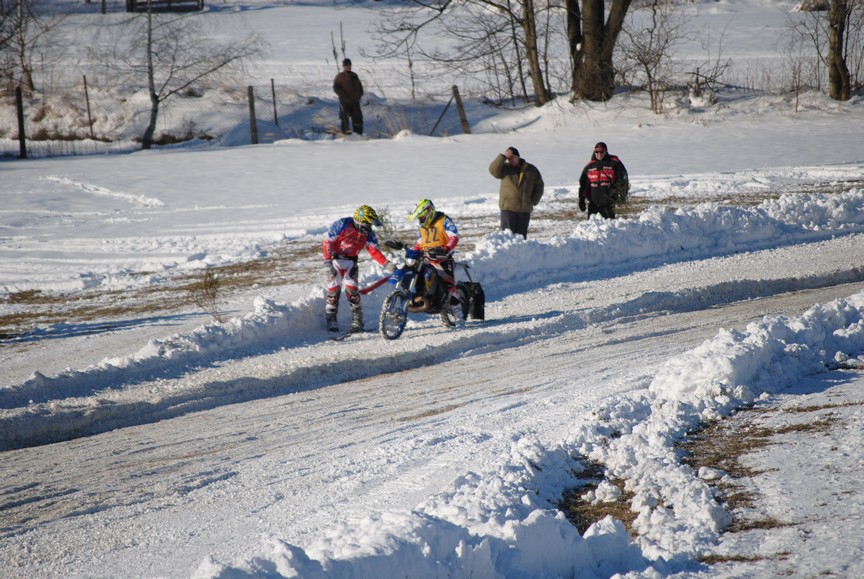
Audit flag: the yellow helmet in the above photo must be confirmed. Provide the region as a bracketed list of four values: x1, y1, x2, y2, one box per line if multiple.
[409, 199, 435, 227]
[353, 205, 382, 231]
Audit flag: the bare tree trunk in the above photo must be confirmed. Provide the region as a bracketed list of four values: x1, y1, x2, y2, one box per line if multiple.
[574, 0, 604, 99]
[16, 0, 35, 92]
[571, 0, 632, 101]
[143, 4, 157, 149]
[506, 0, 529, 103]
[828, 0, 851, 100]
[566, 0, 583, 99]
[520, 0, 548, 105]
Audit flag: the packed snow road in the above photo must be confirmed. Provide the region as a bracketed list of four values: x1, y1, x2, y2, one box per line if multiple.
[1, 233, 863, 577]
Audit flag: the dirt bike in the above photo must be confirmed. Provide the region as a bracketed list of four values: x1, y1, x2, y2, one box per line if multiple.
[378, 241, 473, 340]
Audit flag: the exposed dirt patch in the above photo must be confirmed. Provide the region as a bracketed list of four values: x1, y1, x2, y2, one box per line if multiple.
[557, 395, 864, 555]
[679, 399, 863, 562]
[559, 461, 638, 536]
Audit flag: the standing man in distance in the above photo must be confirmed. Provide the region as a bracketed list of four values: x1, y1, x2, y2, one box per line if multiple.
[488, 146, 545, 239]
[332, 58, 364, 135]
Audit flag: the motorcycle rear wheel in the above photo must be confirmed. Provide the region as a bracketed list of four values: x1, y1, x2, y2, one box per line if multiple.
[380, 290, 409, 340]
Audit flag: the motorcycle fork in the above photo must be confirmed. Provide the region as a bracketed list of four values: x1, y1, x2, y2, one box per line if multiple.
[406, 271, 420, 303]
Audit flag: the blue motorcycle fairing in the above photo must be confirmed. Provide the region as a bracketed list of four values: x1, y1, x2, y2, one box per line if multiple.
[405, 248, 424, 260]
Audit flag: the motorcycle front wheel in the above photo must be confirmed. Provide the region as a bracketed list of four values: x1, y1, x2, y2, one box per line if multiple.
[380, 290, 409, 340]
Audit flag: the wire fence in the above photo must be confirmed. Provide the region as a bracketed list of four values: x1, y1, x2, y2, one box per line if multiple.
[0, 78, 471, 159]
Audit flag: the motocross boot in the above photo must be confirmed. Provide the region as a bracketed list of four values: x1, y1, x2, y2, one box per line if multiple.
[325, 311, 339, 332]
[349, 303, 364, 333]
[444, 289, 465, 327]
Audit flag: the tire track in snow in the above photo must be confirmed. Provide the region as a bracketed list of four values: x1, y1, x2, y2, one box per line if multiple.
[44, 176, 166, 208]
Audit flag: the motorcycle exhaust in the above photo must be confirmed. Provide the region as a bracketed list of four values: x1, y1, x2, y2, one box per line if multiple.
[407, 295, 430, 313]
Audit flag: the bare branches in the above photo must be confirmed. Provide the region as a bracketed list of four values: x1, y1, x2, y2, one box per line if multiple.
[370, 0, 551, 105]
[617, 0, 691, 113]
[90, 9, 266, 148]
[189, 269, 224, 324]
[1, 0, 73, 93]
[784, 0, 864, 100]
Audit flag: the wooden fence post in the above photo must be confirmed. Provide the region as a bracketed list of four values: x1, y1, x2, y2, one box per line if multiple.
[271, 79, 278, 127]
[16, 86, 27, 159]
[451, 85, 471, 134]
[247, 85, 258, 145]
[83, 75, 95, 140]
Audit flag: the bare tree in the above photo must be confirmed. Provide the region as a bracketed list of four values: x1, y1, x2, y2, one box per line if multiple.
[786, 7, 828, 93]
[616, 0, 690, 113]
[782, 9, 822, 110]
[785, 0, 864, 101]
[371, 0, 551, 106]
[0, 0, 69, 93]
[92, 3, 265, 149]
[0, 6, 13, 52]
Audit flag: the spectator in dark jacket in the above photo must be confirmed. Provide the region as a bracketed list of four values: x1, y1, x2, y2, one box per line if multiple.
[488, 146, 545, 238]
[578, 142, 629, 219]
[332, 58, 364, 135]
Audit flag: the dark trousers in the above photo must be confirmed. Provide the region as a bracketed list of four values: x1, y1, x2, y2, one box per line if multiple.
[500, 210, 531, 238]
[339, 101, 363, 135]
[588, 204, 616, 219]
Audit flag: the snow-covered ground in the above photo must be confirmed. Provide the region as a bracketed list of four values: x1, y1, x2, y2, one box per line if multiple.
[2, 1, 864, 577]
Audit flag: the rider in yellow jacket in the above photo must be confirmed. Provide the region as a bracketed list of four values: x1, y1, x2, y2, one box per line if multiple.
[408, 199, 460, 306]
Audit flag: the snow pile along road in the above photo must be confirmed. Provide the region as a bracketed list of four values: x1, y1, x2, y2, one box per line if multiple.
[195, 292, 864, 577]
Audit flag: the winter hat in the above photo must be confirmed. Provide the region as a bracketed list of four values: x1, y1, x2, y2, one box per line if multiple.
[507, 146, 520, 157]
[342, 58, 352, 66]
[594, 142, 607, 151]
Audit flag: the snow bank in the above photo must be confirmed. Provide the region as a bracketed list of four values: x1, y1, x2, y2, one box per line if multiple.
[469, 190, 864, 298]
[194, 290, 864, 577]
[568, 293, 864, 563]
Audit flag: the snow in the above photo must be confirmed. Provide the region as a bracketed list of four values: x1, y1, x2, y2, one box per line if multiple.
[2, 1, 864, 578]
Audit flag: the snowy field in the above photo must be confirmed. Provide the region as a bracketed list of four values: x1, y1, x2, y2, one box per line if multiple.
[2, 1, 864, 578]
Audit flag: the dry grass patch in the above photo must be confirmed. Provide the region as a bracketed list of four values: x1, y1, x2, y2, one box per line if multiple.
[780, 401, 863, 413]
[559, 462, 638, 536]
[699, 554, 756, 565]
[679, 404, 844, 566]
[6, 289, 48, 304]
[399, 404, 461, 423]
[0, 243, 309, 341]
[680, 405, 836, 536]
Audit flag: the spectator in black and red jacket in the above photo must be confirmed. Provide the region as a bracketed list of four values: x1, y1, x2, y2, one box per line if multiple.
[578, 142, 629, 219]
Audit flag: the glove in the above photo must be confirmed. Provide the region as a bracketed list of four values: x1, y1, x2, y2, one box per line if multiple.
[324, 260, 336, 277]
[384, 262, 397, 274]
[427, 247, 450, 260]
[578, 199, 586, 212]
